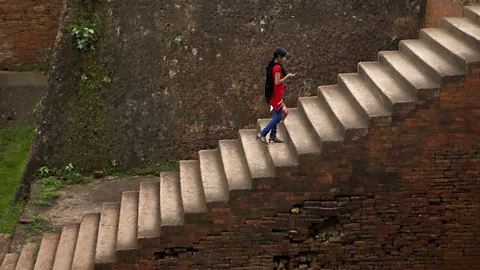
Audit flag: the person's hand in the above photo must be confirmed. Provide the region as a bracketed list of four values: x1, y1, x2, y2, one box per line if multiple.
[287, 73, 297, 79]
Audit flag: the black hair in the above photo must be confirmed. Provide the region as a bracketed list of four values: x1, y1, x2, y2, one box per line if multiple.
[264, 47, 288, 102]
[265, 47, 288, 72]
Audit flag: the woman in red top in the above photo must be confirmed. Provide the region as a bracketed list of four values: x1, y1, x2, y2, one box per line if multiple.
[257, 47, 296, 144]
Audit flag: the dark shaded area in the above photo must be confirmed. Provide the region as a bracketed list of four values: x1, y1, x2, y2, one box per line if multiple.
[154, 247, 200, 260]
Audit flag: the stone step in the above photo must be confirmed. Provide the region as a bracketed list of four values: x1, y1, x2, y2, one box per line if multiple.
[0, 253, 18, 270]
[137, 181, 161, 246]
[0, 234, 12, 266]
[338, 73, 391, 122]
[199, 149, 230, 203]
[15, 243, 36, 270]
[72, 213, 100, 270]
[34, 233, 60, 270]
[420, 28, 480, 70]
[282, 108, 321, 156]
[317, 85, 369, 137]
[95, 203, 120, 269]
[179, 160, 208, 214]
[116, 192, 138, 262]
[218, 140, 252, 190]
[358, 61, 416, 111]
[52, 224, 79, 270]
[257, 119, 298, 169]
[400, 39, 465, 86]
[464, 5, 480, 23]
[238, 129, 275, 180]
[441, 17, 480, 50]
[160, 172, 184, 226]
[378, 51, 440, 93]
[298, 96, 344, 145]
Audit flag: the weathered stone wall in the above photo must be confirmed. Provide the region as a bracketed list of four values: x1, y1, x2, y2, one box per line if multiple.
[7, 0, 474, 71]
[121, 69, 479, 269]
[0, 0, 62, 69]
[30, 0, 426, 172]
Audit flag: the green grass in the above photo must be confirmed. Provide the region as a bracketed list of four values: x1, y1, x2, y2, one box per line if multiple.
[0, 124, 35, 234]
[35, 164, 90, 206]
[35, 177, 64, 206]
[21, 215, 57, 233]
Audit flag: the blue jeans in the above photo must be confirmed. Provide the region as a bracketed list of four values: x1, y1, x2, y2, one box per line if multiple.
[260, 107, 283, 139]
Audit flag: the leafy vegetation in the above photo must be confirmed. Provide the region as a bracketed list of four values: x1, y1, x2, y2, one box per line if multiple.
[67, 18, 98, 51]
[389, 33, 400, 48]
[35, 164, 89, 206]
[67, 0, 114, 51]
[175, 36, 184, 45]
[21, 215, 58, 233]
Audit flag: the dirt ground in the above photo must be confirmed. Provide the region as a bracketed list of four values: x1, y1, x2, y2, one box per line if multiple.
[9, 174, 158, 252]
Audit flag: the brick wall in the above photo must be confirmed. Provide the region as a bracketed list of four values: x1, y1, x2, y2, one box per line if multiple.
[425, 0, 480, 27]
[115, 70, 479, 269]
[0, 0, 62, 70]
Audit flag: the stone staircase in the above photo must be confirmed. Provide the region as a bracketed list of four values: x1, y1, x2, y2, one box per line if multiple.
[1, 5, 480, 270]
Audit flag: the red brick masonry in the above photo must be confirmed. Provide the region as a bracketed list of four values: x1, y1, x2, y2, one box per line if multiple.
[116, 71, 480, 268]
[425, 0, 480, 27]
[0, 0, 62, 69]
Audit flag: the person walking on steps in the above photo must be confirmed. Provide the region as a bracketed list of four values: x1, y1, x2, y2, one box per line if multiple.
[257, 47, 296, 144]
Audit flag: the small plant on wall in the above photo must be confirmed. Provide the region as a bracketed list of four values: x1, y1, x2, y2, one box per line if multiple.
[389, 33, 400, 48]
[68, 0, 111, 51]
[68, 20, 97, 51]
[175, 36, 184, 45]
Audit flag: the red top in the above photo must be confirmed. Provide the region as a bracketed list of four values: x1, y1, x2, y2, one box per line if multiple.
[269, 65, 285, 111]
